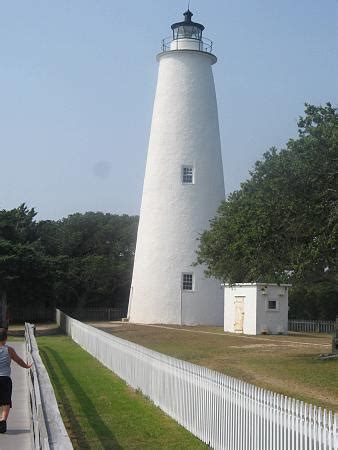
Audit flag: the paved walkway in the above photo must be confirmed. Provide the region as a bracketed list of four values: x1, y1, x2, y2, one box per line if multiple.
[0, 342, 32, 449]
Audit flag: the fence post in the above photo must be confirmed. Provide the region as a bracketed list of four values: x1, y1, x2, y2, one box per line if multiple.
[334, 413, 338, 450]
[333, 318, 338, 355]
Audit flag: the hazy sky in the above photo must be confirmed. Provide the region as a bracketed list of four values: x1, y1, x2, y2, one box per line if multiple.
[1, 0, 337, 220]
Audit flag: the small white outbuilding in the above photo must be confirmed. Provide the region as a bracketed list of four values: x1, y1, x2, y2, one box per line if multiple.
[224, 283, 291, 335]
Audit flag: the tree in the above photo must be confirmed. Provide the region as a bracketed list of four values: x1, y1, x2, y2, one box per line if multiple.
[196, 103, 337, 319]
[0, 204, 53, 313]
[38, 212, 138, 314]
[0, 206, 139, 319]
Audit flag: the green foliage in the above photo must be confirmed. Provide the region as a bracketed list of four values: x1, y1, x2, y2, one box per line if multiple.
[47, 212, 138, 312]
[289, 278, 338, 320]
[0, 203, 38, 244]
[0, 206, 138, 316]
[196, 103, 337, 319]
[0, 204, 52, 310]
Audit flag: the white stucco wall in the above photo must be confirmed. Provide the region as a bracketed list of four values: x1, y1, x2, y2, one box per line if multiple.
[256, 284, 289, 334]
[224, 284, 290, 335]
[128, 44, 225, 325]
[170, 38, 202, 51]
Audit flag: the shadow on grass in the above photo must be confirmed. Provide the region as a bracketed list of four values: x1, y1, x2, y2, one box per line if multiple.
[40, 347, 122, 449]
[39, 348, 91, 450]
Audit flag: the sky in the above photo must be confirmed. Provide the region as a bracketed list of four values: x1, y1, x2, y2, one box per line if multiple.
[0, 0, 337, 220]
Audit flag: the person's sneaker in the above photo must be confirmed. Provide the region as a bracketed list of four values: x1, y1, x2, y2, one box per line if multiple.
[0, 420, 6, 433]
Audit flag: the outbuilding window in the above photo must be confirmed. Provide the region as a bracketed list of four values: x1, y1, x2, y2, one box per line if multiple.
[182, 166, 194, 184]
[182, 273, 193, 291]
[266, 299, 279, 311]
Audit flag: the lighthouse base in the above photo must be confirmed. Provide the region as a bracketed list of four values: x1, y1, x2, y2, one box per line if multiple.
[128, 276, 224, 326]
[181, 292, 224, 326]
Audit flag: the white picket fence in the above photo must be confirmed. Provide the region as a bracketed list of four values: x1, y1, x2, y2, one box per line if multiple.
[56, 310, 338, 450]
[25, 323, 50, 449]
[289, 320, 335, 334]
[25, 323, 73, 450]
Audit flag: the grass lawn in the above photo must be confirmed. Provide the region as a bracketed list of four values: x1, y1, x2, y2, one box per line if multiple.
[93, 323, 338, 412]
[37, 335, 208, 450]
[7, 336, 24, 342]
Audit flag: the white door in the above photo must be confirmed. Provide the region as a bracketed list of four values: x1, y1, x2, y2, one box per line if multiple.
[234, 296, 245, 333]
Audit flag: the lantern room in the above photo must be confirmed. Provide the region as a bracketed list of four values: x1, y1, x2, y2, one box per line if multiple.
[171, 9, 204, 41]
[161, 10, 213, 53]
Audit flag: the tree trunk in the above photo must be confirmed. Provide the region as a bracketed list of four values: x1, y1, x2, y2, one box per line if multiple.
[0, 290, 8, 328]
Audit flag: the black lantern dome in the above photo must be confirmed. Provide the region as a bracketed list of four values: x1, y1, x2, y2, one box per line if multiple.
[171, 9, 204, 41]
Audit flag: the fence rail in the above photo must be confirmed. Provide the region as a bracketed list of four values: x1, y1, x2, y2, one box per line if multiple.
[289, 320, 335, 334]
[25, 324, 50, 449]
[57, 310, 338, 450]
[25, 323, 73, 449]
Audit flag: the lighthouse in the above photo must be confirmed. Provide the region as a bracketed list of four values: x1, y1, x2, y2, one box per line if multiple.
[128, 10, 225, 325]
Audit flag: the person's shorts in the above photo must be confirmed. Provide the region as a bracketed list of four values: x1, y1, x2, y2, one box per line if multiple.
[0, 377, 12, 407]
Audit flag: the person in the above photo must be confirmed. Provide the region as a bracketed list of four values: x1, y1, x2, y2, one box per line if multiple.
[0, 327, 32, 433]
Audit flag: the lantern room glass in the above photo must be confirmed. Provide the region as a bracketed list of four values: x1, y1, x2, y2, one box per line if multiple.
[173, 25, 203, 41]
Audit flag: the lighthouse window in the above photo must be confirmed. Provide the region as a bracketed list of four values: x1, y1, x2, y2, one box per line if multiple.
[182, 273, 194, 291]
[182, 166, 194, 184]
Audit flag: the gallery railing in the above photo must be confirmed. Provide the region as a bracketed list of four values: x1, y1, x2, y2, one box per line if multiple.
[161, 36, 213, 53]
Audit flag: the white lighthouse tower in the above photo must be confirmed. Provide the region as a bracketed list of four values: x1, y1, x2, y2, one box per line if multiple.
[128, 10, 225, 325]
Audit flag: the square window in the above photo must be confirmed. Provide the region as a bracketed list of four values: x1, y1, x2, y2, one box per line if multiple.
[268, 300, 277, 310]
[182, 166, 194, 184]
[182, 273, 193, 291]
